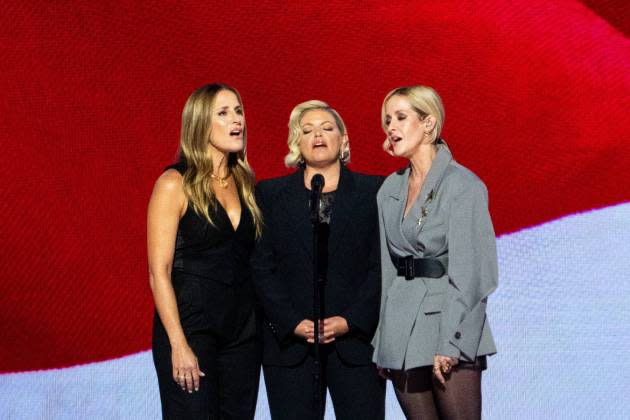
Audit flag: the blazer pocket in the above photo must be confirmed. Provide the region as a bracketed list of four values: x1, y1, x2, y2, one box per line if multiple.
[422, 293, 445, 315]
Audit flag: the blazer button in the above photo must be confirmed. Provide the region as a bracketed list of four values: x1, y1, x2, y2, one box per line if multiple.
[455, 331, 461, 339]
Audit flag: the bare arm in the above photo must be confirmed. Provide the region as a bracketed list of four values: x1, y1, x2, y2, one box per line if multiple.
[147, 169, 203, 392]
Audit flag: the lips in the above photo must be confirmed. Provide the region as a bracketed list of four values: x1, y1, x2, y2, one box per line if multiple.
[229, 129, 242, 138]
[389, 135, 402, 143]
[313, 141, 327, 148]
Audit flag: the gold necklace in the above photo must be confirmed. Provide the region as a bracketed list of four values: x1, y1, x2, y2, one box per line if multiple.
[210, 173, 230, 188]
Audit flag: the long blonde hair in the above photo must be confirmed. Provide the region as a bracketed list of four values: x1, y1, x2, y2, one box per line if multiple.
[178, 84, 262, 237]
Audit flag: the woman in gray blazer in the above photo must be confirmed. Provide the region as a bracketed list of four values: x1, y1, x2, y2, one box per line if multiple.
[372, 86, 497, 420]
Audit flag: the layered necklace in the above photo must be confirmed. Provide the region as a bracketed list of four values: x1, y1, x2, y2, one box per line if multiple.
[210, 171, 230, 188]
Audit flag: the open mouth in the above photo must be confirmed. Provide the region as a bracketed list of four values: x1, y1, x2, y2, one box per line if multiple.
[229, 129, 242, 137]
[313, 141, 327, 148]
[389, 135, 402, 143]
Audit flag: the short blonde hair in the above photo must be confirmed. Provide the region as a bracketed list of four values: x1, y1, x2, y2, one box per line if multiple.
[284, 100, 350, 168]
[381, 85, 445, 144]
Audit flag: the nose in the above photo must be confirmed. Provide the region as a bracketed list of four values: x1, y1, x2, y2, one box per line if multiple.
[231, 111, 243, 124]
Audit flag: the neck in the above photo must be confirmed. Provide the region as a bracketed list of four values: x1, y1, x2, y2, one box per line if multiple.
[208, 147, 230, 178]
[408, 143, 437, 183]
[304, 160, 341, 192]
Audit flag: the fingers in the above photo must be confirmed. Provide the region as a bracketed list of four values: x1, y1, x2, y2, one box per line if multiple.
[433, 363, 446, 386]
[173, 368, 205, 393]
[377, 367, 391, 380]
[174, 370, 187, 390]
[192, 367, 201, 392]
[433, 356, 446, 386]
[185, 371, 195, 393]
[296, 320, 315, 340]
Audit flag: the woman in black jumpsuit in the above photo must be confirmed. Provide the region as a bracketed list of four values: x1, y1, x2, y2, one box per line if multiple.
[148, 84, 262, 419]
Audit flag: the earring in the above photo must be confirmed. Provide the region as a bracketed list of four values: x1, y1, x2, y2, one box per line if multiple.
[339, 150, 343, 160]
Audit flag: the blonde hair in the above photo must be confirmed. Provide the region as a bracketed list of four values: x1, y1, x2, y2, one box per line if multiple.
[381, 86, 445, 152]
[178, 84, 262, 238]
[284, 100, 350, 168]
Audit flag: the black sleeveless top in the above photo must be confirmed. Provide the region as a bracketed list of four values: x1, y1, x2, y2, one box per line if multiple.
[168, 161, 256, 286]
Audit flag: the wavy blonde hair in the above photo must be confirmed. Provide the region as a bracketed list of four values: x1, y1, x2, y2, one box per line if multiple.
[381, 85, 445, 152]
[178, 84, 262, 238]
[284, 100, 350, 168]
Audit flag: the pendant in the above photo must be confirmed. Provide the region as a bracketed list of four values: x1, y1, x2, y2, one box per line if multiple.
[211, 174, 229, 188]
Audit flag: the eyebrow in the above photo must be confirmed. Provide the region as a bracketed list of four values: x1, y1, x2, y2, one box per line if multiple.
[214, 105, 242, 111]
[302, 120, 334, 127]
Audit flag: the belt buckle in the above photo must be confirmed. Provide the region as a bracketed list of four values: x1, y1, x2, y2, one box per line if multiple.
[404, 256, 415, 280]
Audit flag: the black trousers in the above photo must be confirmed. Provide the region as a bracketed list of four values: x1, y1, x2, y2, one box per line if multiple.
[152, 309, 261, 420]
[263, 344, 385, 420]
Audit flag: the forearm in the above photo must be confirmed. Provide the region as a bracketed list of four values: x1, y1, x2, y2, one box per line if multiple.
[149, 269, 187, 348]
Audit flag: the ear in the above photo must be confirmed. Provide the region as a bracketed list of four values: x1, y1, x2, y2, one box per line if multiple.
[424, 115, 436, 133]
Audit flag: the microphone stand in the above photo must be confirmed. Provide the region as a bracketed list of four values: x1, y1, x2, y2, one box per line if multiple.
[310, 174, 325, 420]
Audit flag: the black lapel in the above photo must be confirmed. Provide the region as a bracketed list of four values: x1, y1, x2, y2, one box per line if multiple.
[278, 169, 313, 259]
[327, 165, 357, 258]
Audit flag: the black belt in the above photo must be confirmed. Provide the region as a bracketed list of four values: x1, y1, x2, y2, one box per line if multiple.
[392, 256, 446, 280]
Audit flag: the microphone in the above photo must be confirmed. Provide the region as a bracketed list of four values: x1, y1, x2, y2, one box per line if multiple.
[310, 174, 325, 224]
[311, 174, 325, 193]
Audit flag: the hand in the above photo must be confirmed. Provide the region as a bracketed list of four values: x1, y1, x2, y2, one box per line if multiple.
[377, 366, 392, 380]
[432, 355, 459, 386]
[171, 343, 205, 393]
[320, 316, 349, 344]
[294, 319, 315, 343]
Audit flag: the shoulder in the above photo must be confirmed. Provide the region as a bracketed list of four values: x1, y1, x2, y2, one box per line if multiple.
[149, 168, 186, 211]
[443, 160, 488, 198]
[377, 167, 407, 200]
[347, 168, 385, 193]
[165, 160, 187, 175]
[256, 174, 294, 197]
[155, 168, 184, 193]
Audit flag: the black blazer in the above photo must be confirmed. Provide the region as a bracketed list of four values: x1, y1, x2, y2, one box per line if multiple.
[252, 166, 384, 366]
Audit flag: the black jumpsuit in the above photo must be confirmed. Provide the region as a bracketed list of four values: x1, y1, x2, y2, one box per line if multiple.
[152, 162, 260, 420]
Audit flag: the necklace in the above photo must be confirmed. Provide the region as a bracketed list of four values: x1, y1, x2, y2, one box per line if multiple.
[210, 173, 230, 188]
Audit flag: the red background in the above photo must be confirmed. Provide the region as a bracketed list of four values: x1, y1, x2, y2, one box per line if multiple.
[1, 0, 628, 372]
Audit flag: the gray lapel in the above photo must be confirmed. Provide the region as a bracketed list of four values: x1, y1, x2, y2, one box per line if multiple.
[412, 141, 453, 235]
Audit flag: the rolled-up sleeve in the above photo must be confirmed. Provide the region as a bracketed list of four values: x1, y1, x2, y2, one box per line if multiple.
[437, 181, 498, 360]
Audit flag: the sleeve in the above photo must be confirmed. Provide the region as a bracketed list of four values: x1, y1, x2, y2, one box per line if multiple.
[372, 190, 398, 338]
[251, 185, 303, 342]
[437, 182, 498, 360]
[340, 194, 381, 336]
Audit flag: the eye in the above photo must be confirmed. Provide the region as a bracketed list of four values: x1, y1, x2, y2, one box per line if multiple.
[236, 108, 243, 115]
[397, 114, 407, 121]
[218, 110, 227, 116]
[324, 126, 333, 131]
[385, 117, 391, 125]
[302, 129, 312, 135]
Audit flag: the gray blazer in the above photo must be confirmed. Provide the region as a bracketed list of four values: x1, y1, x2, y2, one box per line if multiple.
[372, 141, 497, 370]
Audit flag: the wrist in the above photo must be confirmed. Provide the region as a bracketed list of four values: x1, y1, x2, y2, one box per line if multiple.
[169, 334, 189, 349]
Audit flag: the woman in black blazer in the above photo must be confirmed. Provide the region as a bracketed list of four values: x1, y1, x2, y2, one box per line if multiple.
[252, 100, 385, 420]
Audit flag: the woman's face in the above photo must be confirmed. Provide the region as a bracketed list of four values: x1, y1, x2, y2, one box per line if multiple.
[208, 90, 245, 154]
[384, 94, 429, 158]
[298, 109, 346, 168]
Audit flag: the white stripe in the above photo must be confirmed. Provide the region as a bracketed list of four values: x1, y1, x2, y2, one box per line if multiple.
[2, 202, 629, 419]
